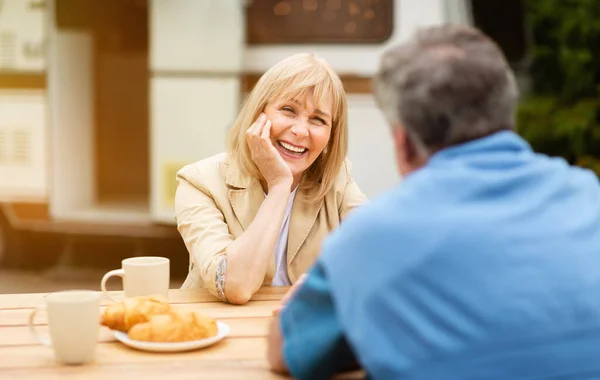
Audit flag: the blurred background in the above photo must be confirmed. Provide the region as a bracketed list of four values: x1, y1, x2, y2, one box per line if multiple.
[0, 0, 598, 293]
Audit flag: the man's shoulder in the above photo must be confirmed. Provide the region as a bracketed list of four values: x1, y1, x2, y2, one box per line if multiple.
[323, 186, 415, 249]
[541, 153, 599, 184]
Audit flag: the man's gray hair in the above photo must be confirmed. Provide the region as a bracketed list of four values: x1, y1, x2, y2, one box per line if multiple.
[373, 24, 519, 155]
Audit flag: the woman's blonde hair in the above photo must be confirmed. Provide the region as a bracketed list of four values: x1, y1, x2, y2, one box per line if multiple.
[227, 53, 348, 202]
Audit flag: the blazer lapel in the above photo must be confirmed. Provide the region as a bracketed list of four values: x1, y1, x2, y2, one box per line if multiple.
[226, 162, 264, 231]
[225, 160, 323, 282]
[287, 186, 323, 270]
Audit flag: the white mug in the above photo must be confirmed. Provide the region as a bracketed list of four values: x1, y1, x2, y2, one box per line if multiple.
[28, 290, 101, 365]
[100, 256, 170, 301]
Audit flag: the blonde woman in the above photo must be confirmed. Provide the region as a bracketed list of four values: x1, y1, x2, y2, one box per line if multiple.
[174, 53, 367, 304]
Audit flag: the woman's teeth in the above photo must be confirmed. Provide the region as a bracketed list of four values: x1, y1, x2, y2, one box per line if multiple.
[279, 141, 307, 154]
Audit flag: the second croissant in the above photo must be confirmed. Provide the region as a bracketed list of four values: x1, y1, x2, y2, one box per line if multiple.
[128, 310, 219, 342]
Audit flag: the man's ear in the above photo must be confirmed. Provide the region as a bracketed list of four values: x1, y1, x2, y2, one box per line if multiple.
[392, 126, 427, 176]
[394, 127, 421, 160]
[392, 127, 409, 175]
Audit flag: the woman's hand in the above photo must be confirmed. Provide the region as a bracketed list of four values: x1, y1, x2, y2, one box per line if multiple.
[246, 113, 293, 191]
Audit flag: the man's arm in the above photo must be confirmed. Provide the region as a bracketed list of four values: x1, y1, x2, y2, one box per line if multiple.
[268, 316, 360, 375]
[267, 316, 288, 374]
[267, 274, 308, 374]
[266, 262, 358, 379]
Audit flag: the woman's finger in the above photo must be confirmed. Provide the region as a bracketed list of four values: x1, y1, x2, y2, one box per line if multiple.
[253, 114, 267, 135]
[246, 114, 266, 137]
[246, 122, 257, 136]
[261, 120, 272, 139]
[255, 115, 268, 136]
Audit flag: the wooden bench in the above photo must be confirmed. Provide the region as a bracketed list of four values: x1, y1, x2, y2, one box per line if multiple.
[0, 201, 180, 275]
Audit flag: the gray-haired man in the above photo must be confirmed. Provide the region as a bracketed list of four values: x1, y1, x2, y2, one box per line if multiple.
[267, 24, 600, 380]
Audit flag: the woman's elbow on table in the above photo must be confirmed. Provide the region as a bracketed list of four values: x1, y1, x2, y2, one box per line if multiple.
[224, 282, 254, 305]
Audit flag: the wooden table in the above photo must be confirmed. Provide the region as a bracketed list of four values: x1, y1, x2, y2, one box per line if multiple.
[0, 288, 364, 379]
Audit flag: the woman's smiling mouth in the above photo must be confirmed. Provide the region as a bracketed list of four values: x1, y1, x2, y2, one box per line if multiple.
[277, 140, 308, 158]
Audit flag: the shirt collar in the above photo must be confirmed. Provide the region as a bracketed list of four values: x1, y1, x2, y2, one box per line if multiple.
[427, 130, 532, 166]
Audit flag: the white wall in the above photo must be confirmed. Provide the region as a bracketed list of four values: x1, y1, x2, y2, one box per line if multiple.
[150, 0, 244, 73]
[150, 77, 239, 223]
[346, 95, 399, 198]
[149, 0, 244, 223]
[0, 0, 47, 201]
[47, 31, 95, 219]
[0, 0, 46, 71]
[0, 90, 47, 200]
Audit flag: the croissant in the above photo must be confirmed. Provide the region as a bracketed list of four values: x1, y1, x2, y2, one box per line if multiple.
[100, 295, 172, 332]
[128, 310, 219, 342]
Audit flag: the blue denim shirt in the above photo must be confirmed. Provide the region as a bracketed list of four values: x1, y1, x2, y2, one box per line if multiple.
[280, 131, 600, 380]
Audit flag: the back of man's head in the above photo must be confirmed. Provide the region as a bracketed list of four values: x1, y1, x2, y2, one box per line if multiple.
[374, 24, 519, 155]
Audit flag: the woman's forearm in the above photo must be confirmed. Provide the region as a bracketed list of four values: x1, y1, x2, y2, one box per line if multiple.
[224, 183, 291, 304]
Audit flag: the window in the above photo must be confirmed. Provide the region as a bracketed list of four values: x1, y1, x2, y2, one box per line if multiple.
[246, 0, 393, 44]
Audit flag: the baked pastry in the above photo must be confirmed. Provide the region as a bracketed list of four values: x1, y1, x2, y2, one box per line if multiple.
[100, 295, 172, 332]
[128, 310, 219, 342]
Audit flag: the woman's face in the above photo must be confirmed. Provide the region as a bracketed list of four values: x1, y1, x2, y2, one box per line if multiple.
[263, 93, 333, 182]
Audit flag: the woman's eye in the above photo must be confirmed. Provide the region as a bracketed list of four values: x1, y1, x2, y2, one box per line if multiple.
[282, 106, 295, 113]
[313, 117, 326, 125]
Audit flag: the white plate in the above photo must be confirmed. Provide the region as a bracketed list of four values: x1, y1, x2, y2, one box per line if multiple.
[113, 321, 230, 353]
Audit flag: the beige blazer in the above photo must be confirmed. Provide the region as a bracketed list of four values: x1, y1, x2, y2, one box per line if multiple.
[174, 153, 368, 297]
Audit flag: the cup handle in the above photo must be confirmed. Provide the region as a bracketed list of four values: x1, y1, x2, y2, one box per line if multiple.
[101, 269, 125, 302]
[28, 304, 51, 347]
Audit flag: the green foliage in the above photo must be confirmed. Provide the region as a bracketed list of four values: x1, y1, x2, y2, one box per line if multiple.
[517, 0, 600, 176]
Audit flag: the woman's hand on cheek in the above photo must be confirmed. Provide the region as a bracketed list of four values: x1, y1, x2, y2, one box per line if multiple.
[246, 113, 294, 191]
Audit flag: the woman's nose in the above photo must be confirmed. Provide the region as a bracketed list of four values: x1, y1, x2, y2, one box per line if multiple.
[290, 121, 309, 137]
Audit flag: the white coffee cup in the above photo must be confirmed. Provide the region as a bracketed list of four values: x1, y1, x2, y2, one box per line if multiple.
[28, 290, 101, 365]
[100, 256, 170, 301]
